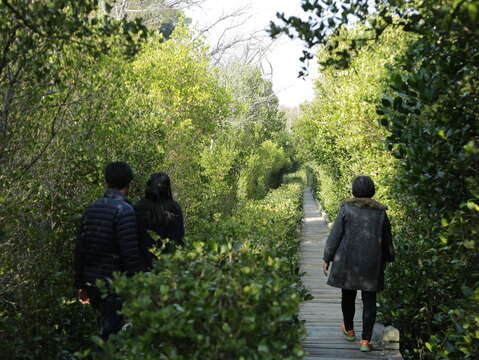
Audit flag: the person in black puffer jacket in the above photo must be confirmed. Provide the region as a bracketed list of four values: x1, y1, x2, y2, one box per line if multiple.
[74, 161, 144, 341]
[135, 172, 185, 270]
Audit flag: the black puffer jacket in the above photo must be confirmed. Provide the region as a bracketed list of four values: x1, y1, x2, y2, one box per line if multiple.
[74, 189, 144, 288]
[323, 198, 394, 292]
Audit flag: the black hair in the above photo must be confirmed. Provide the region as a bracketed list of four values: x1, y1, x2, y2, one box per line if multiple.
[137, 172, 178, 226]
[104, 161, 134, 189]
[145, 172, 173, 202]
[352, 175, 376, 198]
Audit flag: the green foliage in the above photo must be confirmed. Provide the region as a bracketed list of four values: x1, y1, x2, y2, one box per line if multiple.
[271, 0, 478, 73]
[97, 170, 308, 359]
[238, 140, 291, 200]
[424, 287, 479, 359]
[270, 0, 404, 71]
[198, 130, 240, 216]
[218, 63, 287, 146]
[0, 6, 298, 358]
[376, 2, 479, 358]
[125, 28, 232, 226]
[294, 26, 410, 218]
[0, 1, 148, 180]
[291, 1, 478, 358]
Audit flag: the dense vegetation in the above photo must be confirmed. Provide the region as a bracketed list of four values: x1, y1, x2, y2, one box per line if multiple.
[0, 2, 306, 359]
[1, 1, 477, 359]
[276, 0, 478, 359]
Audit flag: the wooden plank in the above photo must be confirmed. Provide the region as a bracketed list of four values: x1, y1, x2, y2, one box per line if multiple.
[304, 347, 384, 358]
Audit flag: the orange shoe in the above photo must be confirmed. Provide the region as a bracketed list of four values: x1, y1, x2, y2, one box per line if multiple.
[360, 340, 372, 352]
[340, 323, 356, 341]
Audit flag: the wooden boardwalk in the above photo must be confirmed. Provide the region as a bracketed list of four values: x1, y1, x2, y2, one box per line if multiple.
[299, 187, 400, 360]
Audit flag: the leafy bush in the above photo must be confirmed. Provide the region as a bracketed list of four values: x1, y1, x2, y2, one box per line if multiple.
[238, 140, 291, 200]
[376, 3, 479, 358]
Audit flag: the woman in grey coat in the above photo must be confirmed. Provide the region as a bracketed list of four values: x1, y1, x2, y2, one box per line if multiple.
[322, 176, 394, 352]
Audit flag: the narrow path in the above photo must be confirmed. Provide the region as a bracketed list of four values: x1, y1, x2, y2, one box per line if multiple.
[299, 187, 389, 359]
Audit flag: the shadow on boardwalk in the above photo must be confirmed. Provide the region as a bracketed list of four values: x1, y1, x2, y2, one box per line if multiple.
[299, 187, 402, 360]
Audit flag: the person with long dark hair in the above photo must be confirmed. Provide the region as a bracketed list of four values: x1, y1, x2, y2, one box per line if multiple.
[134, 172, 185, 269]
[322, 175, 395, 352]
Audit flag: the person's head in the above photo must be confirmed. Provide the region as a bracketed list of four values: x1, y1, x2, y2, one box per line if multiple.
[104, 161, 134, 191]
[352, 175, 375, 198]
[145, 172, 173, 202]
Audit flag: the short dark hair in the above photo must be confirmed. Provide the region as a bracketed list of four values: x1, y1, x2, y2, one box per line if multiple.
[352, 175, 375, 198]
[105, 161, 134, 189]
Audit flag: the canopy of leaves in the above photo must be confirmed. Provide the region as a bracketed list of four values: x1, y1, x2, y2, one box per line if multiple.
[270, 0, 478, 72]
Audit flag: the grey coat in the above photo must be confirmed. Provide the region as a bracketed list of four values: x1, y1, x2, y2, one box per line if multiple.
[323, 198, 394, 292]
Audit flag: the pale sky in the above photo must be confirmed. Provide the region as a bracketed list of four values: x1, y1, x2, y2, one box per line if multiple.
[185, 0, 318, 108]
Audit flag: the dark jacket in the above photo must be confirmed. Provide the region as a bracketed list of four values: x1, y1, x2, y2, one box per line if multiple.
[134, 199, 185, 269]
[323, 198, 394, 292]
[74, 189, 144, 288]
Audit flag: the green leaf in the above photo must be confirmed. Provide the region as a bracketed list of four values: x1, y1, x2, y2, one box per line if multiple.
[258, 344, 269, 353]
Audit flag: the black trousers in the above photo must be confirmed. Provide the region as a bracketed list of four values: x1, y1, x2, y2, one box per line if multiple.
[341, 289, 376, 341]
[86, 286, 124, 341]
